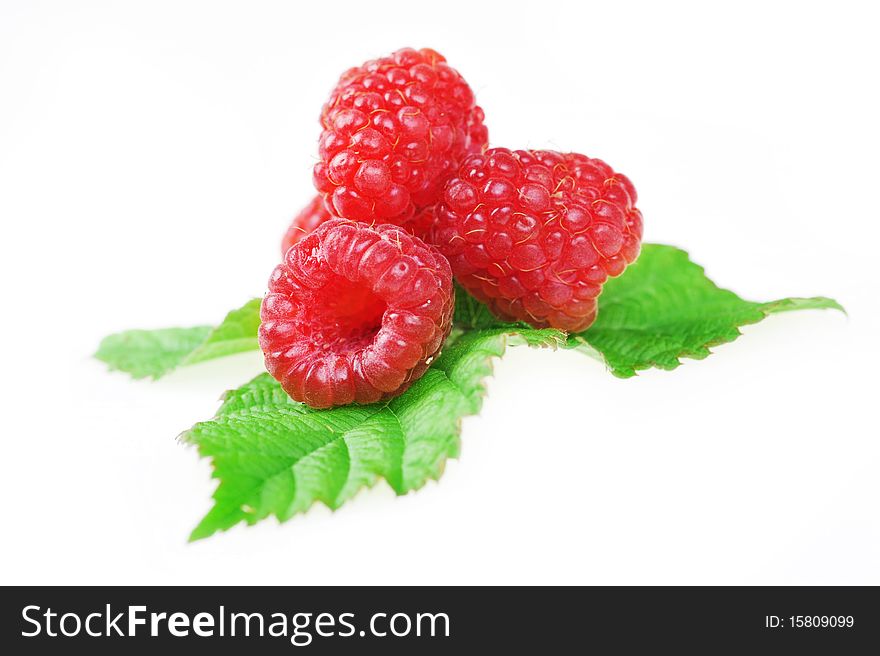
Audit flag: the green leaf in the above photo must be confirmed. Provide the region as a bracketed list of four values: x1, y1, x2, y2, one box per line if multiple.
[182, 298, 262, 365]
[95, 326, 213, 379]
[570, 244, 843, 377]
[453, 283, 502, 329]
[95, 299, 261, 379]
[453, 283, 567, 348]
[183, 328, 513, 541]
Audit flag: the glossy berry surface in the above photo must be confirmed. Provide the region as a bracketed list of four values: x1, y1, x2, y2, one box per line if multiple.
[282, 196, 438, 256]
[281, 195, 333, 255]
[430, 149, 643, 332]
[260, 219, 454, 408]
[313, 47, 488, 225]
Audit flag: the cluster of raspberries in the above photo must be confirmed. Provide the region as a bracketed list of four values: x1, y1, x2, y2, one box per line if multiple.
[261, 48, 643, 408]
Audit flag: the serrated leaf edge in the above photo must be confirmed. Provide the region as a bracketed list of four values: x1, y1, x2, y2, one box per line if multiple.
[591, 295, 844, 378]
[181, 331, 513, 541]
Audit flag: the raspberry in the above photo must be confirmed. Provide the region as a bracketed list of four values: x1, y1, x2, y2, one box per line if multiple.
[313, 47, 488, 225]
[281, 195, 333, 255]
[260, 219, 454, 408]
[281, 196, 437, 255]
[429, 148, 643, 332]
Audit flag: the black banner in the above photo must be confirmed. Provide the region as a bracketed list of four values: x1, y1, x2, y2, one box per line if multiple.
[1, 586, 877, 652]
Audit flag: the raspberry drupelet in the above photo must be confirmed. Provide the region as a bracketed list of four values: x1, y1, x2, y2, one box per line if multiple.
[261, 219, 454, 408]
[281, 195, 333, 255]
[429, 149, 643, 332]
[313, 47, 488, 225]
[281, 195, 437, 256]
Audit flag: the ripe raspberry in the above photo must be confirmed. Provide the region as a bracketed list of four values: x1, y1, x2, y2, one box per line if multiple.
[313, 47, 488, 225]
[260, 219, 454, 408]
[430, 148, 643, 332]
[281, 195, 333, 255]
[282, 196, 438, 255]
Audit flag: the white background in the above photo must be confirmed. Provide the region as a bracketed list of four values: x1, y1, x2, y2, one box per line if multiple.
[1, 0, 877, 585]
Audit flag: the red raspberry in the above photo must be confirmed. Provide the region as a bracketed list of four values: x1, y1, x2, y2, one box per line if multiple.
[313, 47, 488, 225]
[430, 148, 643, 332]
[281, 195, 333, 255]
[260, 219, 454, 408]
[281, 196, 438, 255]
